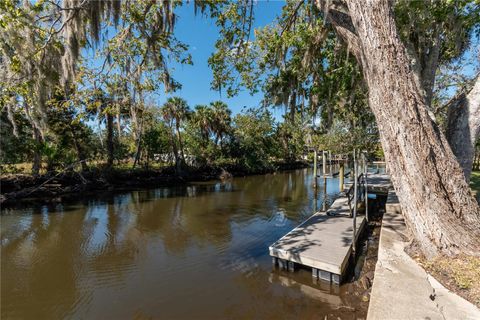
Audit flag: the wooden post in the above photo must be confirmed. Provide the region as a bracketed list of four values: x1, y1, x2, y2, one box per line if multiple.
[339, 163, 345, 192]
[313, 149, 318, 188]
[322, 151, 327, 176]
[322, 177, 327, 211]
[272, 257, 278, 268]
[288, 261, 295, 272]
[353, 149, 357, 254]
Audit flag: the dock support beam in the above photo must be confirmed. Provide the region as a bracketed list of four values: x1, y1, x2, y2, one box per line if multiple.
[319, 270, 331, 282]
[332, 273, 341, 285]
[312, 267, 342, 285]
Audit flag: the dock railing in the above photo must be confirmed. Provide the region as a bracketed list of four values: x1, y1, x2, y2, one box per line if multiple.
[346, 172, 365, 218]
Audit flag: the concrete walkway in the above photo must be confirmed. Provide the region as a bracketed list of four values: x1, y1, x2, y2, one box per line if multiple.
[367, 191, 480, 320]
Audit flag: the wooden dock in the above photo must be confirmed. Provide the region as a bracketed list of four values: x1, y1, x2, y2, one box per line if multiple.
[269, 173, 391, 284]
[345, 173, 391, 194]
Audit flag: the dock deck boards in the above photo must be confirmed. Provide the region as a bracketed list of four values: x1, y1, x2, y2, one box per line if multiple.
[345, 173, 391, 194]
[269, 173, 391, 281]
[269, 197, 365, 275]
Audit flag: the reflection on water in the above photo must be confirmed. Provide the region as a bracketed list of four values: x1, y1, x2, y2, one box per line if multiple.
[1, 167, 365, 319]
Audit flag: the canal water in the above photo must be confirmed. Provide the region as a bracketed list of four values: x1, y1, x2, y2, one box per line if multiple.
[1, 167, 368, 319]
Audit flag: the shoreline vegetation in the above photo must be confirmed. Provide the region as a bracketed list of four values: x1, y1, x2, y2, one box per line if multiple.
[0, 160, 309, 206]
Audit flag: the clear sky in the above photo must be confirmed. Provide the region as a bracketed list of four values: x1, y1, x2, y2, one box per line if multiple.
[160, 1, 286, 117]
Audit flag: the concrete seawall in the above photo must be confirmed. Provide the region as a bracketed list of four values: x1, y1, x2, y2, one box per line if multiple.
[367, 190, 480, 320]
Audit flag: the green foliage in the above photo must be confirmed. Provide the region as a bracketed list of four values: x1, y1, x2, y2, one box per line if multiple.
[276, 114, 307, 161]
[208, 0, 377, 156]
[0, 109, 34, 164]
[313, 121, 379, 157]
[142, 120, 170, 165]
[1, 0, 391, 176]
[184, 101, 233, 165]
[395, 0, 480, 65]
[232, 108, 277, 170]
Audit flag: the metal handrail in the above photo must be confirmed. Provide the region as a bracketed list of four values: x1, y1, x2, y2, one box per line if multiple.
[346, 172, 365, 217]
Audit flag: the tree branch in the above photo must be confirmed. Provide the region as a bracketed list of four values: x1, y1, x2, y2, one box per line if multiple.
[314, 0, 362, 62]
[446, 75, 480, 180]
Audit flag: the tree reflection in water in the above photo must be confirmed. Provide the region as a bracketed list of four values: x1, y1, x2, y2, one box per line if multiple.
[2, 167, 365, 319]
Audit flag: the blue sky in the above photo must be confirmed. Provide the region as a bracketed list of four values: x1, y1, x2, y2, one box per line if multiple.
[84, 1, 479, 119]
[160, 1, 285, 117]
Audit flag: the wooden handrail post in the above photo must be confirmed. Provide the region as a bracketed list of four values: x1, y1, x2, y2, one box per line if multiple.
[328, 150, 332, 173]
[364, 152, 369, 222]
[322, 176, 327, 211]
[353, 149, 357, 254]
[313, 149, 318, 189]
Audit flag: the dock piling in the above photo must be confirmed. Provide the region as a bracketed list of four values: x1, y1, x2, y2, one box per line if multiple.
[269, 173, 392, 286]
[332, 274, 341, 285]
[288, 261, 295, 272]
[313, 149, 318, 188]
[339, 163, 345, 192]
[322, 151, 327, 177]
[272, 257, 278, 268]
[319, 270, 331, 282]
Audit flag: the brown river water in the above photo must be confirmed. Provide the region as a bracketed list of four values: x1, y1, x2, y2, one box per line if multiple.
[1, 168, 369, 319]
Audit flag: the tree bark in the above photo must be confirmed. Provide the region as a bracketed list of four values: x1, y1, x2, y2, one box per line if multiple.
[106, 112, 114, 168]
[69, 126, 88, 171]
[167, 120, 181, 173]
[132, 116, 143, 169]
[446, 77, 480, 181]
[176, 123, 186, 166]
[31, 127, 42, 176]
[403, 24, 441, 109]
[318, 0, 480, 257]
[132, 130, 142, 169]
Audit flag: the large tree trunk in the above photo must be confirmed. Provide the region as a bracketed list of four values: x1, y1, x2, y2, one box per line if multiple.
[319, 0, 480, 257]
[446, 77, 480, 181]
[31, 127, 43, 176]
[70, 126, 88, 171]
[106, 112, 114, 168]
[167, 120, 181, 174]
[176, 123, 186, 166]
[132, 132, 142, 169]
[404, 24, 441, 109]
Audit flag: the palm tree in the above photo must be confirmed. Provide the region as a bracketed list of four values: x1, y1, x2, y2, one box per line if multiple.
[161, 97, 190, 172]
[192, 104, 214, 143]
[210, 101, 232, 147]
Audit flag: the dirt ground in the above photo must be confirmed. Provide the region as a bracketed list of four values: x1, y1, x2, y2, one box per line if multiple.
[414, 254, 480, 308]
